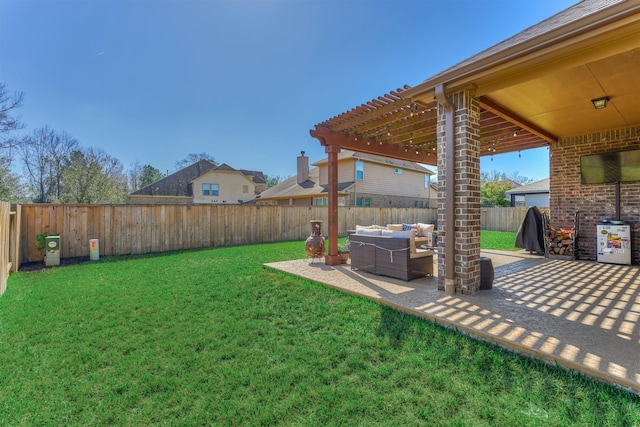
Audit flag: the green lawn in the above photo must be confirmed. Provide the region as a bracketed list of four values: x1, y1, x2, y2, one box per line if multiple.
[481, 230, 519, 251]
[1, 237, 638, 425]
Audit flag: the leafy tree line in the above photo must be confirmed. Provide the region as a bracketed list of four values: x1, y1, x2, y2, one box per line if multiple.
[0, 83, 286, 204]
[480, 170, 534, 207]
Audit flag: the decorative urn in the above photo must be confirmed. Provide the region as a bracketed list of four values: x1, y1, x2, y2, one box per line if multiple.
[305, 220, 325, 258]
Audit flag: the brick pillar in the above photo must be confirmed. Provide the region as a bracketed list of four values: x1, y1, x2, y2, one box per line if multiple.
[437, 89, 481, 294]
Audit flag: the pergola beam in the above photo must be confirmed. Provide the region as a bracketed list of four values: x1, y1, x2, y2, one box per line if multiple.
[478, 96, 557, 145]
[311, 125, 437, 166]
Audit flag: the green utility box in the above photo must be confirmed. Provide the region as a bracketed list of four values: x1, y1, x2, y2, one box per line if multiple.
[45, 235, 60, 266]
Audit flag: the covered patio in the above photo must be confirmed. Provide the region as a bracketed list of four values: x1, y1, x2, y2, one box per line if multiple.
[310, 0, 640, 295]
[267, 252, 640, 394]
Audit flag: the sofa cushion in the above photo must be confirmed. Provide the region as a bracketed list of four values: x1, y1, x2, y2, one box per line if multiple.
[356, 228, 382, 236]
[410, 248, 434, 259]
[386, 223, 403, 231]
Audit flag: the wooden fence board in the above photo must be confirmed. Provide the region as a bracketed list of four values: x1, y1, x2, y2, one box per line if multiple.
[0, 202, 9, 295]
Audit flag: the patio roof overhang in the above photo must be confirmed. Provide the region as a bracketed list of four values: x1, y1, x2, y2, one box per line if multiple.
[311, 1, 640, 166]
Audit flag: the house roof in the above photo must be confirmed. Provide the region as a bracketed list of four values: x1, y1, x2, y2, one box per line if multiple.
[256, 167, 354, 201]
[311, 0, 639, 165]
[214, 163, 266, 184]
[505, 178, 550, 195]
[313, 150, 434, 174]
[130, 160, 265, 197]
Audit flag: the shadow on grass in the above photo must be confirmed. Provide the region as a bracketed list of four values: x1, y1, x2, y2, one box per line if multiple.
[375, 304, 412, 348]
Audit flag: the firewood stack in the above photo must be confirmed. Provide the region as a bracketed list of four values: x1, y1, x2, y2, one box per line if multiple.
[545, 225, 575, 257]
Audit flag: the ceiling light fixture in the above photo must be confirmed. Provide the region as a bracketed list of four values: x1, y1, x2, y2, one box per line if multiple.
[591, 96, 609, 110]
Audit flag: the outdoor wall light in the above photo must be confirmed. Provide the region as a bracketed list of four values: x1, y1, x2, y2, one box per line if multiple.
[591, 96, 609, 109]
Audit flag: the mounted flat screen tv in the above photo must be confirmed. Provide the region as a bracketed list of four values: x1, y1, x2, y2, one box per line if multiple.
[580, 149, 640, 184]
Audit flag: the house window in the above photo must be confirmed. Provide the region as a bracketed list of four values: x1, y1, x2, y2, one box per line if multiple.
[356, 161, 364, 181]
[356, 197, 371, 207]
[315, 197, 344, 206]
[394, 168, 403, 174]
[203, 184, 211, 196]
[424, 174, 430, 189]
[243, 185, 249, 194]
[211, 184, 219, 196]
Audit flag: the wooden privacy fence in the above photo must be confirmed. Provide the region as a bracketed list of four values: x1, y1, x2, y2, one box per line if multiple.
[0, 202, 21, 295]
[16, 204, 542, 268]
[19, 204, 438, 264]
[481, 206, 550, 232]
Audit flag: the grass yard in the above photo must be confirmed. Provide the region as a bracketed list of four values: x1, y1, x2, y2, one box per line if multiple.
[480, 230, 519, 251]
[1, 236, 638, 425]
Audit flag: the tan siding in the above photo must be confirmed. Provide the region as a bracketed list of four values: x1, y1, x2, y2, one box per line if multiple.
[338, 159, 356, 183]
[355, 162, 431, 197]
[318, 159, 356, 185]
[192, 171, 256, 204]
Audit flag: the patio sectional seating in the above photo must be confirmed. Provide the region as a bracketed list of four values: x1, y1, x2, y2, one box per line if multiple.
[349, 226, 434, 281]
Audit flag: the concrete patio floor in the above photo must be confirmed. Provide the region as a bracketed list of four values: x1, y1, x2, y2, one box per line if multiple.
[266, 250, 640, 395]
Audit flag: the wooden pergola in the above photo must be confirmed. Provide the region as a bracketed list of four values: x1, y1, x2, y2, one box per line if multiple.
[310, 0, 640, 293]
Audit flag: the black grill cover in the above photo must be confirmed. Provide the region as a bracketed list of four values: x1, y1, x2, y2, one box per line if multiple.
[515, 206, 545, 254]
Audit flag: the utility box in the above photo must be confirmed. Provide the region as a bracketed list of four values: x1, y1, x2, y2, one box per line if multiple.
[89, 239, 100, 261]
[45, 235, 60, 266]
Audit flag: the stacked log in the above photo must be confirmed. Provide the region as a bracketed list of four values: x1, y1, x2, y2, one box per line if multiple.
[546, 226, 574, 257]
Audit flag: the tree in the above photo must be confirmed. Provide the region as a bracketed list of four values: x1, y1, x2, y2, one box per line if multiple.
[0, 83, 24, 154]
[481, 169, 533, 185]
[128, 161, 142, 192]
[0, 156, 26, 202]
[58, 147, 128, 204]
[19, 126, 79, 203]
[264, 174, 287, 189]
[174, 152, 217, 170]
[140, 165, 164, 187]
[480, 180, 513, 207]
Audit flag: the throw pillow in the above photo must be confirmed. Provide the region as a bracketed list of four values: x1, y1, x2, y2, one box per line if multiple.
[417, 223, 435, 244]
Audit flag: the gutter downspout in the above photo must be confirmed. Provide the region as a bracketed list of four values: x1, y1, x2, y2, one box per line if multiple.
[435, 84, 456, 295]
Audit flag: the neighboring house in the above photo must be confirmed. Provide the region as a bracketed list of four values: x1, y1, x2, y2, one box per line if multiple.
[129, 160, 266, 205]
[256, 151, 436, 207]
[506, 178, 550, 208]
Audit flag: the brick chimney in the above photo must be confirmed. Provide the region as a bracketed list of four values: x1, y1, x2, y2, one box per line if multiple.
[297, 151, 309, 184]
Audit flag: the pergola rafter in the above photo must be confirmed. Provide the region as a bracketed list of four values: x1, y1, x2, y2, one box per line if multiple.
[314, 86, 553, 164]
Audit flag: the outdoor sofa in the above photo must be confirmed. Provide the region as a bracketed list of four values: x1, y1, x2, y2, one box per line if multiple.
[349, 226, 434, 281]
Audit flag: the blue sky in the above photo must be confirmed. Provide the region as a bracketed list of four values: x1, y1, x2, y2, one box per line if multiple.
[0, 0, 576, 182]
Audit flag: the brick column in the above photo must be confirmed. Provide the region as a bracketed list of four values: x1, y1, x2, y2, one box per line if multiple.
[437, 89, 482, 294]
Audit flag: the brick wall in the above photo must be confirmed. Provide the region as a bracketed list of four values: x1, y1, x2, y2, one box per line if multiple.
[550, 126, 640, 263]
[349, 192, 434, 208]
